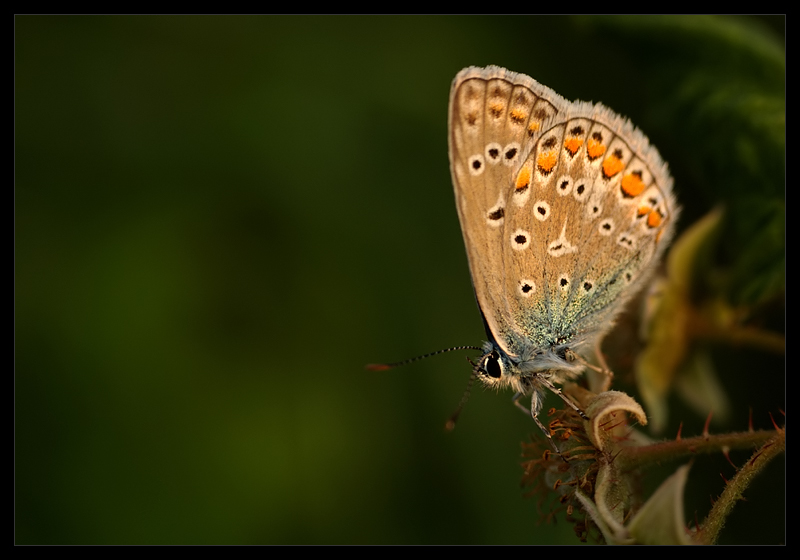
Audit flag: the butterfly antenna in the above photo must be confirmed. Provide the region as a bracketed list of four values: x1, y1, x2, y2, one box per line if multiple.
[365, 346, 483, 371]
[444, 356, 480, 431]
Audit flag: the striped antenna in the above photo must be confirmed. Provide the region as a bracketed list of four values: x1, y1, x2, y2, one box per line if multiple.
[445, 356, 480, 431]
[367, 346, 486, 431]
[366, 346, 483, 371]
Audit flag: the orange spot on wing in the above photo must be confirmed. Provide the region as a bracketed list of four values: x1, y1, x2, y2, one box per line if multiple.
[537, 151, 557, 174]
[587, 138, 606, 160]
[509, 109, 527, 124]
[621, 172, 646, 198]
[516, 161, 533, 191]
[603, 155, 624, 178]
[647, 210, 663, 228]
[564, 137, 583, 156]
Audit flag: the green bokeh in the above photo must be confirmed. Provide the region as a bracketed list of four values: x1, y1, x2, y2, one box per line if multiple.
[16, 15, 784, 544]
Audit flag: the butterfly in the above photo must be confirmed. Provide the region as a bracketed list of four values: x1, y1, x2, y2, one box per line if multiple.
[372, 66, 677, 440]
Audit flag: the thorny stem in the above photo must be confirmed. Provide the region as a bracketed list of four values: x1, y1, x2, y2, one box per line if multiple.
[614, 429, 780, 472]
[696, 429, 785, 545]
[523, 399, 784, 544]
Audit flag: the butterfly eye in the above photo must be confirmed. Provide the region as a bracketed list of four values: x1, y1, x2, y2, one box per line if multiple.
[480, 351, 502, 379]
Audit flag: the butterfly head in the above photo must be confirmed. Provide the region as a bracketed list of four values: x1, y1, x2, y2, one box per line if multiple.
[472, 341, 588, 395]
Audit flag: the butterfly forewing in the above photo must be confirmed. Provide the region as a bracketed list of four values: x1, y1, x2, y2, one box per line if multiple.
[448, 67, 568, 356]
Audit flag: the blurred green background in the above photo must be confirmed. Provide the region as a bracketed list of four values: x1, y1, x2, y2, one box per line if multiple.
[16, 15, 784, 544]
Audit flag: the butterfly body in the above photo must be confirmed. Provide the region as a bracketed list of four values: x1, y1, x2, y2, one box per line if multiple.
[448, 66, 677, 424]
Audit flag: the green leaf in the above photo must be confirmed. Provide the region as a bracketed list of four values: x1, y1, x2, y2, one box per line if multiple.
[628, 464, 694, 545]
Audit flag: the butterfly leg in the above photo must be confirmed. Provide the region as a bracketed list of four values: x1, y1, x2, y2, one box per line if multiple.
[513, 390, 555, 445]
[593, 339, 614, 392]
[537, 376, 589, 420]
[566, 347, 614, 394]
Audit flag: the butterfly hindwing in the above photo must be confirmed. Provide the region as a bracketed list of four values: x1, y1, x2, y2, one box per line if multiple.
[448, 66, 677, 368]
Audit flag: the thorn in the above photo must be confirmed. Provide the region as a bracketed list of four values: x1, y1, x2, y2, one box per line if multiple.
[599, 412, 620, 431]
[768, 411, 781, 431]
[722, 446, 737, 469]
[749, 442, 773, 466]
[748, 406, 754, 432]
[720, 472, 729, 485]
[365, 363, 391, 371]
[703, 410, 713, 439]
[617, 425, 637, 444]
[676, 422, 683, 442]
